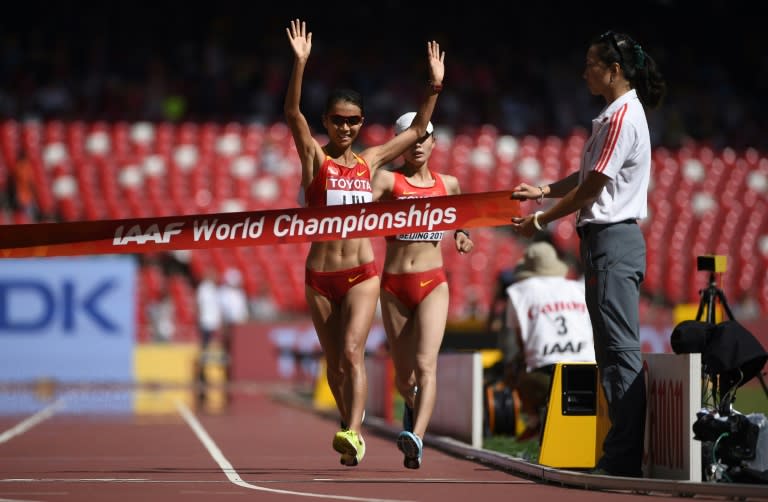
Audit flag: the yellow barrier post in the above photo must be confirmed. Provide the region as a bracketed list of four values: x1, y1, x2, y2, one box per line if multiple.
[538, 362, 610, 468]
[312, 358, 337, 411]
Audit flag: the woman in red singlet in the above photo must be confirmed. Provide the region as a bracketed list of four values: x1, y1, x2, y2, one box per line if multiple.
[371, 112, 473, 469]
[284, 19, 444, 467]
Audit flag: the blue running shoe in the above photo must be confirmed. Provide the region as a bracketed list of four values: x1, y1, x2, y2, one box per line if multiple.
[402, 404, 414, 433]
[396, 430, 422, 469]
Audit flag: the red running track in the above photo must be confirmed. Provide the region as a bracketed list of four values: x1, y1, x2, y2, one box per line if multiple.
[0, 383, 759, 502]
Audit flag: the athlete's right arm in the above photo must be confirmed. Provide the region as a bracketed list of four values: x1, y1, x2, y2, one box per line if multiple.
[371, 168, 395, 202]
[360, 41, 445, 173]
[284, 18, 323, 189]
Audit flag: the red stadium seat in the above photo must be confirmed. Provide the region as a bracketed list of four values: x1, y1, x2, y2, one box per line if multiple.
[167, 275, 196, 327]
[0, 119, 766, 322]
[551, 215, 579, 257]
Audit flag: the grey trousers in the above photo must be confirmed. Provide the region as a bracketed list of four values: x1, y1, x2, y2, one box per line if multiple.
[579, 220, 646, 477]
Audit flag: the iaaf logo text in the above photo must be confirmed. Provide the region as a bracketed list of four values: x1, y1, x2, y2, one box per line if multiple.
[112, 222, 184, 245]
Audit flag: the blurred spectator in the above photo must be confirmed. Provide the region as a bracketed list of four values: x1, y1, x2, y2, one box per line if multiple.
[500, 241, 595, 441]
[196, 267, 222, 351]
[218, 268, 249, 339]
[250, 292, 279, 320]
[218, 268, 249, 328]
[5, 148, 37, 221]
[733, 294, 761, 321]
[217, 267, 249, 378]
[147, 289, 176, 343]
[486, 264, 522, 336]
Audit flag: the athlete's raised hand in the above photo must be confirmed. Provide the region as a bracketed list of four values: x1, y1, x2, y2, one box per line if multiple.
[426, 41, 445, 87]
[286, 19, 312, 63]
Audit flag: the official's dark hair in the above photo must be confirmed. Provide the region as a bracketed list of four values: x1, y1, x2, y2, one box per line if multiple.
[324, 88, 364, 115]
[593, 31, 667, 109]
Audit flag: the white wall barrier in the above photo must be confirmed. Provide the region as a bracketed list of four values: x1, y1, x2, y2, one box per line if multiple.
[365, 351, 483, 448]
[642, 353, 702, 481]
[430, 352, 484, 448]
[367, 350, 703, 479]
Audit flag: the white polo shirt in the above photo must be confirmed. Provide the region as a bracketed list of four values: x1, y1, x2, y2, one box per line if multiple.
[578, 89, 651, 225]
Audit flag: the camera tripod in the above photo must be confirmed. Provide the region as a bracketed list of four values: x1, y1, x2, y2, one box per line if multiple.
[695, 270, 768, 414]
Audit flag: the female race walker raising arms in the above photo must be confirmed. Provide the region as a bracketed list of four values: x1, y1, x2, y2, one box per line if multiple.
[284, 19, 445, 467]
[371, 112, 473, 469]
[510, 30, 665, 477]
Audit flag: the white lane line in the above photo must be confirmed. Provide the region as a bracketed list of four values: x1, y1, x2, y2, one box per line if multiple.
[175, 400, 413, 502]
[0, 498, 45, 502]
[1, 479, 147, 483]
[312, 479, 531, 484]
[0, 400, 64, 444]
[2, 478, 528, 485]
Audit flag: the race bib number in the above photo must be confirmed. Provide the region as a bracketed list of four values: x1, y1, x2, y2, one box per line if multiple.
[327, 190, 373, 206]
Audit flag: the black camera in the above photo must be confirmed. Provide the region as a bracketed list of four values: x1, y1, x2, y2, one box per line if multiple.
[693, 410, 759, 464]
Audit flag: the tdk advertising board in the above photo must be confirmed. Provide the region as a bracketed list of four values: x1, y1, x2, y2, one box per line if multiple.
[0, 256, 136, 383]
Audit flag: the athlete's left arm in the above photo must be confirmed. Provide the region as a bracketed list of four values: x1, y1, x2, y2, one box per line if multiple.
[443, 174, 474, 254]
[360, 41, 444, 174]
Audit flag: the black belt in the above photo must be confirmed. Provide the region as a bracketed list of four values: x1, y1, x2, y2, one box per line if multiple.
[577, 218, 637, 239]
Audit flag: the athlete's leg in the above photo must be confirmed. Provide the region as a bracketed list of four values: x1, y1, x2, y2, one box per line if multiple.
[339, 275, 380, 432]
[411, 282, 449, 437]
[380, 288, 418, 407]
[305, 286, 346, 422]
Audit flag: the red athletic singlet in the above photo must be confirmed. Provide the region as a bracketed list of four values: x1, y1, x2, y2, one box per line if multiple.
[385, 170, 448, 242]
[304, 153, 373, 207]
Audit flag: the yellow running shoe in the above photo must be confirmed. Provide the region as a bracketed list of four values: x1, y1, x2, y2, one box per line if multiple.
[333, 429, 365, 466]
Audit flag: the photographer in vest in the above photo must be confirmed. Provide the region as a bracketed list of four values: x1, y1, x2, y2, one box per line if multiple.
[501, 241, 595, 440]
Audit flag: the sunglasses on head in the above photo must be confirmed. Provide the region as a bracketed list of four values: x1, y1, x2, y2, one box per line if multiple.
[599, 31, 624, 66]
[329, 114, 363, 126]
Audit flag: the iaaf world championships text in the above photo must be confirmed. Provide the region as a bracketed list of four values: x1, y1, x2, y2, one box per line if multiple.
[0, 191, 518, 257]
[113, 203, 458, 246]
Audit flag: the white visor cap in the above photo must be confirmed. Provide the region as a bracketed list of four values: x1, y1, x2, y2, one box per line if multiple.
[394, 112, 434, 136]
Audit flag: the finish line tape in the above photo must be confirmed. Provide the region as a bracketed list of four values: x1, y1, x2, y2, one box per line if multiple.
[0, 191, 520, 259]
